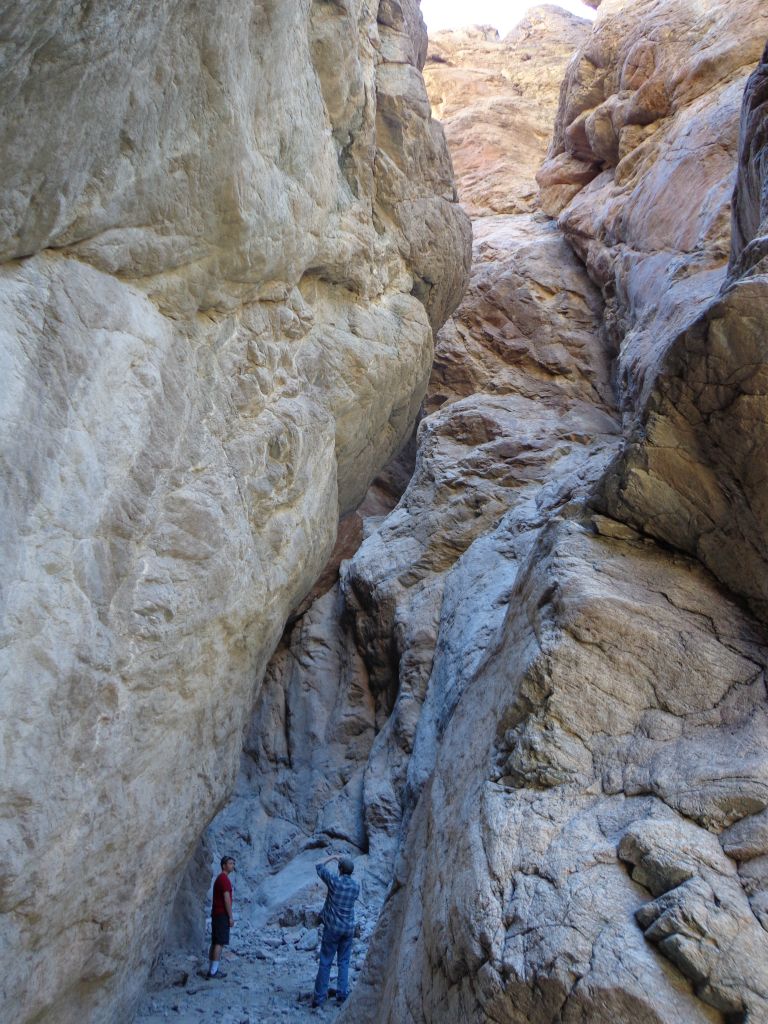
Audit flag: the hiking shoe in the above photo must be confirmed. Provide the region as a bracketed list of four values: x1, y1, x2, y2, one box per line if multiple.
[336, 993, 348, 1004]
[206, 971, 227, 979]
[311, 998, 325, 1009]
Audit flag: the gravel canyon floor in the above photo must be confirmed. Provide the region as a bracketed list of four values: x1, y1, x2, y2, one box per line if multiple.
[136, 930, 351, 1024]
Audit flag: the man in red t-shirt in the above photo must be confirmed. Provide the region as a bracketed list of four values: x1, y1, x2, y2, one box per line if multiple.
[207, 856, 235, 979]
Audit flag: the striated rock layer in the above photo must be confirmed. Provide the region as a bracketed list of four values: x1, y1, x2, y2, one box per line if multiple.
[0, 2, 470, 1022]
[204, 2, 768, 1023]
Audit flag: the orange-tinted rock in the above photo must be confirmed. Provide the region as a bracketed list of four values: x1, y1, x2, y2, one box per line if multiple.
[602, 40, 768, 624]
[424, 8, 590, 216]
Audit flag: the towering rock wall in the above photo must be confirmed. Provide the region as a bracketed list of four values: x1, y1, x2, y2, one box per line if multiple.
[534, 1, 768, 625]
[337, 3, 768, 1021]
[201, 2, 768, 1023]
[0, 3, 470, 1022]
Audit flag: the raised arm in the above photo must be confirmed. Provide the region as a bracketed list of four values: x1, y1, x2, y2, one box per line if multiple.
[316, 854, 339, 886]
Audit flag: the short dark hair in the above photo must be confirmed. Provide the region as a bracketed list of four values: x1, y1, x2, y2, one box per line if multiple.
[339, 856, 354, 875]
[221, 855, 235, 869]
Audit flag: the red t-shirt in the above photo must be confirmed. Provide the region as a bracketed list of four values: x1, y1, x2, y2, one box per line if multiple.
[212, 872, 233, 917]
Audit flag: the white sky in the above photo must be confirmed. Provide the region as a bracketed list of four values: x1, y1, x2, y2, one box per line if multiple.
[420, 0, 596, 37]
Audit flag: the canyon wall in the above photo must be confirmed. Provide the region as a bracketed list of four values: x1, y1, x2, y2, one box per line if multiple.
[424, 9, 588, 217]
[0, 3, 470, 1022]
[342, 3, 768, 1021]
[201, 2, 768, 1023]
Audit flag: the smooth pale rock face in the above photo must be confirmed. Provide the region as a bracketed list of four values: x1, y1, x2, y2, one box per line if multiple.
[424, 9, 590, 216]
[0, 2, 469, 1022]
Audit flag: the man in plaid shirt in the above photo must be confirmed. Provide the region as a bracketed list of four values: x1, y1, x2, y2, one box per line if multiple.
[311, 854, 360, 1008]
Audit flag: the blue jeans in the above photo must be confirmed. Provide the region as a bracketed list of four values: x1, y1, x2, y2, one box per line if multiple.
[313, 925, 354, 1005]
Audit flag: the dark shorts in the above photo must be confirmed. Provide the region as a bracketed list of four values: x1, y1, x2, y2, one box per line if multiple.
[211, 914, 230, 946]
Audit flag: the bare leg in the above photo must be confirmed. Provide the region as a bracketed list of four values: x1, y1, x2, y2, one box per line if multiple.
[208, 943, 223, 976]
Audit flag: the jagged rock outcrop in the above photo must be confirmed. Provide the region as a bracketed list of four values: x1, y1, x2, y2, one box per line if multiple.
[423, 9, 589, 216]
[0, 3, 469, 1022]
[349, 519, 768, 1022]
[599, 36, 768, 624]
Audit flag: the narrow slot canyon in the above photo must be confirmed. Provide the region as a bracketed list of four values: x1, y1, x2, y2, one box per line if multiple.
[3, 3, 768, 1024]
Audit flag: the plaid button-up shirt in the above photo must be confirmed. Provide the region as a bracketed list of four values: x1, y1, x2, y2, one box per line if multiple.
[316, 863, 360, 934]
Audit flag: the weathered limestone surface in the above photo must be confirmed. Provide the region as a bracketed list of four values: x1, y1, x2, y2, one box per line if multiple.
[0, 2, 469, 1022]
[147, 2, 768, 1022]
[349, 520, 768, 1023]
[335, 4, 768, 1021]
[205, 3, 768, 1023]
